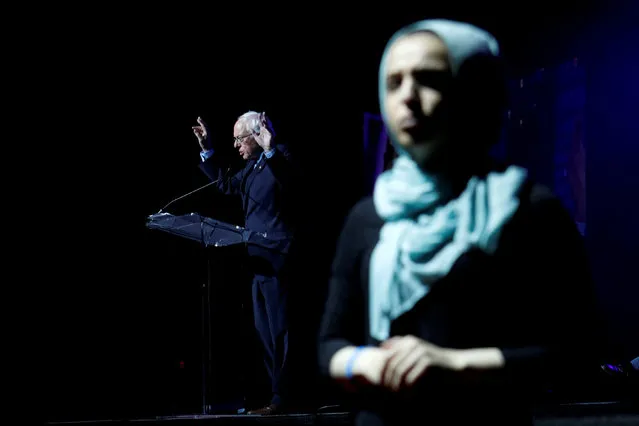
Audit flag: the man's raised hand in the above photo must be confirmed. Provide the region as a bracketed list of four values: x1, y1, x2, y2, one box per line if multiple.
[192, 117, 213, 151]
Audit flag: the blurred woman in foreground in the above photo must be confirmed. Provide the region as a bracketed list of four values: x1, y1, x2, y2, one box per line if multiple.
[318, 19, 598, 425]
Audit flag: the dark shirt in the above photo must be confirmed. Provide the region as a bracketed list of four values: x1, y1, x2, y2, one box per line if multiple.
[318, 180, 599, 425]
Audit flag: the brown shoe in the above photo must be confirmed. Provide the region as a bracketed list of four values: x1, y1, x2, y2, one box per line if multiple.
[247, 404, 279, 415]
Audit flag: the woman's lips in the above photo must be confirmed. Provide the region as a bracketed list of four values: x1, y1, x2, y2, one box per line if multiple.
[399, 116, 419, 130]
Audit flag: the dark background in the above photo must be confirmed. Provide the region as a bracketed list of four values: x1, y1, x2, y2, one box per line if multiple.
[40, 2, 638, 422]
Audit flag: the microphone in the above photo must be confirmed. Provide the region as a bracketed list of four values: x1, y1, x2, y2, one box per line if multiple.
[155, 167, 231, 214]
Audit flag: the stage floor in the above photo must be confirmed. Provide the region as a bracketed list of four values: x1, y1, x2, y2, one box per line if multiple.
[46, 401, 639, 426]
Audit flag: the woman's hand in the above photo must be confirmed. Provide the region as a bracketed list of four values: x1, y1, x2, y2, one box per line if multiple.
[380, 335, 463, 391]
[329, 346, 391, 387]
[329, 338, 504, 393]
[351, 347, 392, 385]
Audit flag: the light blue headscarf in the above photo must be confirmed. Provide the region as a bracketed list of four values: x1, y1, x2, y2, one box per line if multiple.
[369, 20, 527, 341]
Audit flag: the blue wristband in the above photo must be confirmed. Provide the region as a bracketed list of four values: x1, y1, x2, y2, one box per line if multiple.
[345, 346, 366, 379]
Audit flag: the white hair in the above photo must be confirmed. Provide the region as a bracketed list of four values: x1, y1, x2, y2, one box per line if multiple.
[237, 110, 275, 137]
[237, 111, 261, 134]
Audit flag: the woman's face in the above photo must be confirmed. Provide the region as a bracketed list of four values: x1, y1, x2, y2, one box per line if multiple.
[383, 32, 452, 165]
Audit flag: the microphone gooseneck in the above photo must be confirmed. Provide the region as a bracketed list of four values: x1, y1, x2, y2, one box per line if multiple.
[156, 167, 231, 214]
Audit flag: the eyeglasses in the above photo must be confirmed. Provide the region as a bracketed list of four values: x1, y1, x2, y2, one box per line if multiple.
[234, 133, 252, 144]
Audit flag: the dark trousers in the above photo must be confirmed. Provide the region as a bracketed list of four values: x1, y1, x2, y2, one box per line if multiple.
[252, 274, 289, 405]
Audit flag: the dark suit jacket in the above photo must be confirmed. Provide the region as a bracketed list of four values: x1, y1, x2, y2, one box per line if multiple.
[199, 144, 298, 276]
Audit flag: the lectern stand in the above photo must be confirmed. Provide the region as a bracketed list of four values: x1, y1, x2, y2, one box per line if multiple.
[146, 212, 289, 414]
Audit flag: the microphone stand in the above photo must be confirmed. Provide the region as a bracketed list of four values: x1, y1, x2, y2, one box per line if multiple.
[155, 168, 230, 215]
[157, 181, 218, 214]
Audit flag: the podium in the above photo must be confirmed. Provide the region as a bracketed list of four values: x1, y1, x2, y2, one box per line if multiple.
[146, 212, 289, 414]
[147, 212, 290, 252]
